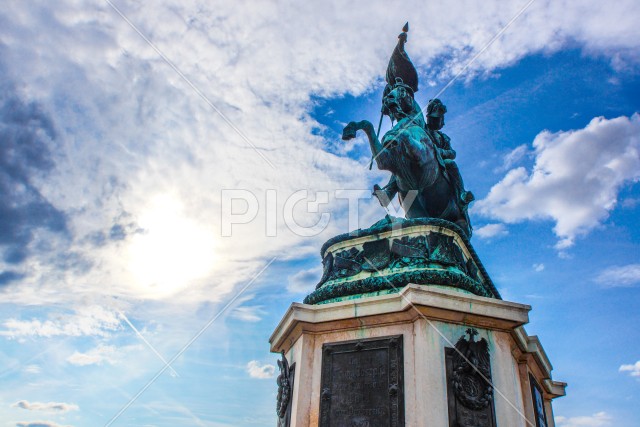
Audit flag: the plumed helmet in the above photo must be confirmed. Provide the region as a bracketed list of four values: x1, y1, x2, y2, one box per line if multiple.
[427, 98, 447, 117]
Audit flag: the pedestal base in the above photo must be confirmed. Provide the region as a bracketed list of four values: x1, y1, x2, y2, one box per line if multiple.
[270, 285, 566, 427]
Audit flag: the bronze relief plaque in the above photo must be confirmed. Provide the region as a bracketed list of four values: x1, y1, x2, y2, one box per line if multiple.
[319, 335, 404, 427]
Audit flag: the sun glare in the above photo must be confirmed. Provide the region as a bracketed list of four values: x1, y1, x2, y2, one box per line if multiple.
[127, 196, 216, 297]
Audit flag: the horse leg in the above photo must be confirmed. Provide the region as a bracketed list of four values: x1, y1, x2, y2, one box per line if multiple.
[342, 120, 387, 166]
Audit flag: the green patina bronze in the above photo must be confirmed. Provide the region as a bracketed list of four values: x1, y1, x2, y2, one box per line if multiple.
[304, 216, 501, 305]
[305, 268, 492, 305]
[303, 24, 492, 306]
[342, 23, 474, 237]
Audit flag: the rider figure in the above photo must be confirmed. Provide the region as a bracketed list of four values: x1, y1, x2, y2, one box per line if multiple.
[425, 99, 474, 207]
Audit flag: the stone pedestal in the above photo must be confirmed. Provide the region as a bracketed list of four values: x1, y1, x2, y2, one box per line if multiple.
[271, 218, 565, 426]
[270, 285, 566, 427]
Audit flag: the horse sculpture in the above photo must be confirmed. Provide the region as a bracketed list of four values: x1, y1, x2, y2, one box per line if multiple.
[342, 83, 472, 237]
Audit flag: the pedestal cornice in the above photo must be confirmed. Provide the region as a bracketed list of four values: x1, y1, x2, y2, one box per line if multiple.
[271, 284, 530, 353]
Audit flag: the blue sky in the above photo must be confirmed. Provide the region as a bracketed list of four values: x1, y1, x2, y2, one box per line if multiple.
[0, 1, 639, 426]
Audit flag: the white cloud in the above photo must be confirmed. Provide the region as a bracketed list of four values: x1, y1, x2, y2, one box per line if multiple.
[533, 263, 545, 272]
[23, 365, 41, 374]
[474, 223, 508, 239]
[556, 412, 612, 427]
[246, 360, 275, 379]
[0, 2, 636, 424]
[13, 400, 79, 413]
[476, 115, 640, 249]
[0, 306, 121, 339]
[0, 0, 637, 308]
[230, 305, 265, 322]
[619, 360, 640, 378]
[15, 422, 73, 427]
[287, 267, 322, 294]
[66, 344, 117, 366]
[595, 264, 640, 287]
[496, 144, 529, 172]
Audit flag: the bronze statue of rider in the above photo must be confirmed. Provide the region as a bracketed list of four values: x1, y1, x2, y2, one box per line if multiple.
[371, 23, 474, 219]
[373, 96, 474, 213]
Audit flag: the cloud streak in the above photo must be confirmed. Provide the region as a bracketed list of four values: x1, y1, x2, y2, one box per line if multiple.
[66, 344, 117, 366]
[619, 360, 640, 378]
[556, 412, 612, 427]
[474, 223, 509, 239]
[595, 264, 640, 287]
[15, 422, 73, 427]
[13, 400, 78, 413]
[230, 305, 265, 323]
[0, 306, 121, 339]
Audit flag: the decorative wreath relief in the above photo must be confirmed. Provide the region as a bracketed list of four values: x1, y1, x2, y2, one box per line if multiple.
[276, 351, 295, 426]
[452, 328, 494, 410]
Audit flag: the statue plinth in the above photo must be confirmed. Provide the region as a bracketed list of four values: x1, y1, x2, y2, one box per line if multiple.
[271, 219, 565, 427]
[305, 216, 499, 305]
[270, 284, 566, 427]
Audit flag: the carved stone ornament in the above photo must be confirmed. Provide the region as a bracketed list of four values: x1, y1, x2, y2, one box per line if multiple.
[276, 351, 296, 427]
[452, 329, 493, 410]
[445, 328, 496, 427]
